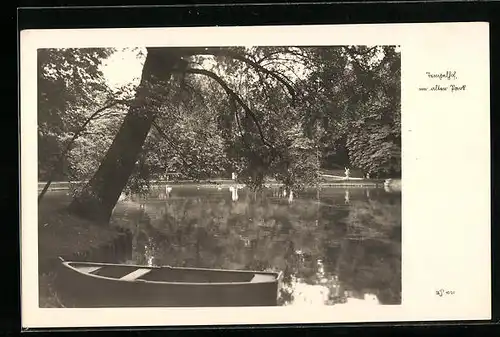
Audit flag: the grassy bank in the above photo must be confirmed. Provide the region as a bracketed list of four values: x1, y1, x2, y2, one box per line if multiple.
[38, 201, 129, 307]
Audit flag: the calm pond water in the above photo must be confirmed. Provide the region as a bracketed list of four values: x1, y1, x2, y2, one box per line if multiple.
[43, 185, 401, 307]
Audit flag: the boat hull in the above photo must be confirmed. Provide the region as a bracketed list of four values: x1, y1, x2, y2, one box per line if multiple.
[54, 261, 281, 307]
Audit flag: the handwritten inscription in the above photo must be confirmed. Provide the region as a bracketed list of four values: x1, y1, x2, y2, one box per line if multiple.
[418, 70, 466, 93]
[426, 71, 457, 80]
[436, 289, 455, 297]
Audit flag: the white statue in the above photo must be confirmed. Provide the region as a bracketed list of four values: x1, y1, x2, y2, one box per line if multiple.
[344, 167, 350, 180]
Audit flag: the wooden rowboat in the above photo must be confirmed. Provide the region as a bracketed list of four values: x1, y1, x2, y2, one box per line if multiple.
[55, 258, 282, 307]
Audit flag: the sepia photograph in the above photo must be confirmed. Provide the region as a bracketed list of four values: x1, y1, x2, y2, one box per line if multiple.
[20, 22, 490, 328]
[37, 45, 401, 308]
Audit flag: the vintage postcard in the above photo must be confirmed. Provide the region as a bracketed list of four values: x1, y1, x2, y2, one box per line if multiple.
[20, 22, 490, 328]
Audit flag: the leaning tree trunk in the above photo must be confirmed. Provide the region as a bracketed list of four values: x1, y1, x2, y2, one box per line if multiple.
[67, 48, 185, 224]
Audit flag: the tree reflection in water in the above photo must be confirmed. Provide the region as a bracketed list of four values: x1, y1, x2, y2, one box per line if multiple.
[110, 186, 401, 306]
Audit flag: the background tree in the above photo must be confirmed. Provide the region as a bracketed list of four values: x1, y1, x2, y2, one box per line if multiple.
[344, 46, 401, 178]
[37, 48, 139, 201]
[38, 48, 114, 181]
[298, 46, 401, 178]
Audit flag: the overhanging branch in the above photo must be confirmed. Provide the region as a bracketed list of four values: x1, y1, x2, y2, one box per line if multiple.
[182, 67, 274, 150]
[181, 47, 296, 103]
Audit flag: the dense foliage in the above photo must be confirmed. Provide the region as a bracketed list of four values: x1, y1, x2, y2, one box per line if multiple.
[297, 46, 401, 177]
[38, 48, 114, 180]
[38, 45, 400, 199]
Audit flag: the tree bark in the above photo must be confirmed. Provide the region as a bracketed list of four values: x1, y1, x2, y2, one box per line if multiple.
[67, 48, 184, 224]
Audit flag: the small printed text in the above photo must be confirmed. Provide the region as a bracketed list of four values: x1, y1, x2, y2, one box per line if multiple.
[435, 289, 455, 297]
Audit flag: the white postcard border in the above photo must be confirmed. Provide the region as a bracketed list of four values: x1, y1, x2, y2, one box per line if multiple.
[20, 22, 491, 328]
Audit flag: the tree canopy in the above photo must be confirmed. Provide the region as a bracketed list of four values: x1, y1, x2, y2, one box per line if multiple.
[37, 45, 401, 222]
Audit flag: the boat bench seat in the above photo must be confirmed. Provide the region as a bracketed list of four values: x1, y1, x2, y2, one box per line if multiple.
[78, 266, 103, 274]
[120, 268, 152, 281]
[250, 274, 272, 283]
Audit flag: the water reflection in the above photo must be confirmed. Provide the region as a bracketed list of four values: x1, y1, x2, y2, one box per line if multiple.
[109, 185, 401, 306]
[344, 189, 350, 204]
[229, 185, 243, 202]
